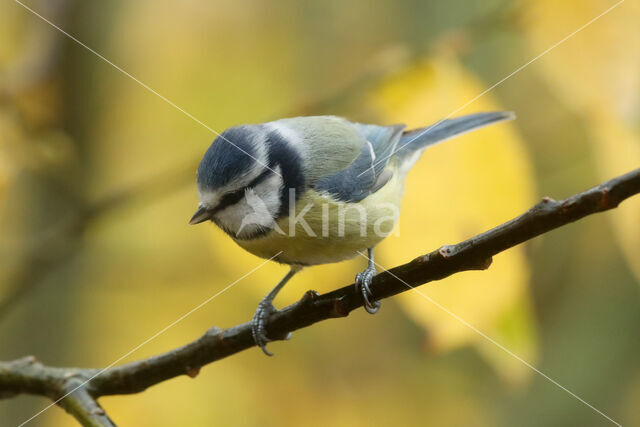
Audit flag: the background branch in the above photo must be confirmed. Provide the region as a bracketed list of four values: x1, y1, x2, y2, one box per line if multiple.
[1, 168, 639, 425]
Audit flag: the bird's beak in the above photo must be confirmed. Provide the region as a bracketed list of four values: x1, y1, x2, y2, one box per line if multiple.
[189, 205, 211, 225]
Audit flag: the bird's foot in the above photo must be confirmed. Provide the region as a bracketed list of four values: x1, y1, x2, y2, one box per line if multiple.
[355, 266, 381, 314]
[251, 298, 291, 356]
[251, 298, 275, 356]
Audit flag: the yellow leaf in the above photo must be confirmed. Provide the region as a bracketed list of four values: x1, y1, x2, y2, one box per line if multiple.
[521, 0, 640, 119]
[522, 0, 640, 285]
[369, 54, 538, 385]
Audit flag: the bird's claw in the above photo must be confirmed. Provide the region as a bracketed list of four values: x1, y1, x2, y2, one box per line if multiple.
[251, 299, 276, 356]
[355, 267, 381, 314]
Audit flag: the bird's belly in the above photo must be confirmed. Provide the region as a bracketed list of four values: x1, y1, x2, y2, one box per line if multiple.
[234, 175, 404, 265]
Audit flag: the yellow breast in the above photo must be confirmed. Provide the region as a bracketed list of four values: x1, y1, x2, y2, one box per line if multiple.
[233, 172, 404, 265]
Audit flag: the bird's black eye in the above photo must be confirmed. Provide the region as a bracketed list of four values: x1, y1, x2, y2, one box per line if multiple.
[211, 187, 247, 214]
[209, 169, 273, 214]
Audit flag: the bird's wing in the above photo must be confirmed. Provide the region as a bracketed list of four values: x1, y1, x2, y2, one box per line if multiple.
[314, 123, 405, 202]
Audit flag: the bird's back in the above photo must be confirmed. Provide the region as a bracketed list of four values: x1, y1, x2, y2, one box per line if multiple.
[267, 116, 367, 183]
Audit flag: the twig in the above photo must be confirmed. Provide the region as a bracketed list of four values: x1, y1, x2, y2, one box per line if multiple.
[1, 168, 639, 425]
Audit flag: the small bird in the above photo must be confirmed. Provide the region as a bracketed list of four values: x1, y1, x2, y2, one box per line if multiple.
[190, 112, 513, 355]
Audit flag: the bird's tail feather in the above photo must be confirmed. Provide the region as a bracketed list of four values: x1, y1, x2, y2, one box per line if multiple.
[397, 111, 515, 157]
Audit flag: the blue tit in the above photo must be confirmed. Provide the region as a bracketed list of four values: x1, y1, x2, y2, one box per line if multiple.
[190, 112, 513, 355]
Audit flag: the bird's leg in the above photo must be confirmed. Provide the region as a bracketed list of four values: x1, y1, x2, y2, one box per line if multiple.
[251, 266, 301, 356]
[355, 247, 381, 314]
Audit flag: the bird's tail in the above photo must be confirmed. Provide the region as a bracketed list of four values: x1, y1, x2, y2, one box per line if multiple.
[396, 111, 515, 157]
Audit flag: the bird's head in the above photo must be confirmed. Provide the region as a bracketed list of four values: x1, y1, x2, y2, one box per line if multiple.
[189, 125, 285, 240]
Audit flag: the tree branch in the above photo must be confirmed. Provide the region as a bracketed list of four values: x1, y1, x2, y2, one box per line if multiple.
[1, 168, 639, 425]
[0, 357, 113, 426]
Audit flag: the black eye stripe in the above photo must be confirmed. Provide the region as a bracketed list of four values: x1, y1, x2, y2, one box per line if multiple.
[212, 188, 245, 213]
[210, 169, 273, 215]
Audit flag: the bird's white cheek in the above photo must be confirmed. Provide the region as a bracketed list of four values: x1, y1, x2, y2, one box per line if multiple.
[252, 175, 283, 217]
[213, 175, 283, 239]
[212, 198, 248, 235]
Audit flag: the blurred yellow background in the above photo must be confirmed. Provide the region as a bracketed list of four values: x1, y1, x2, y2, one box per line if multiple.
[1, 0, 639, 426]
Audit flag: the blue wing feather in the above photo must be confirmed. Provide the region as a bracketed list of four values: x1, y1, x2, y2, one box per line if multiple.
[314, 123, 404, 202]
